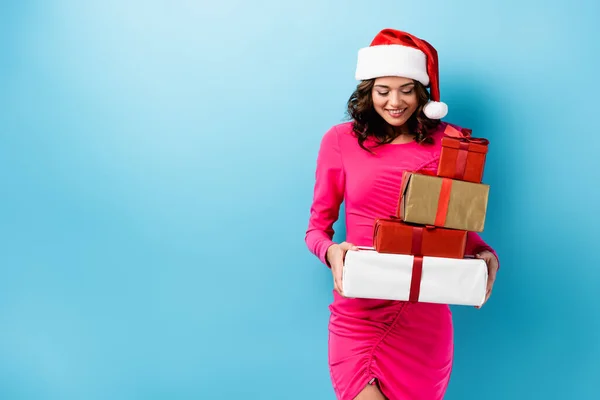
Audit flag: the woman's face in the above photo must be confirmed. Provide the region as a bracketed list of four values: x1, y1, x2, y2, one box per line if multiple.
[372, 76, 419, 127]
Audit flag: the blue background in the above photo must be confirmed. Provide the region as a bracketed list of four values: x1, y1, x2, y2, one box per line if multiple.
[1, 0, 599, 399]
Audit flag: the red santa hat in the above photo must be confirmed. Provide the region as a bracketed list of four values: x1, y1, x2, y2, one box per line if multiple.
[355, 29, 448, 120]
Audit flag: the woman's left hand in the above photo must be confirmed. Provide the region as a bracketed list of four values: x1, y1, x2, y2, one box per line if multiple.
[474, 250, 499, 308]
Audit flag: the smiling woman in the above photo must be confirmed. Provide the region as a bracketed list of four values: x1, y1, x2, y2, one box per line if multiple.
[305, 28, 499, 400]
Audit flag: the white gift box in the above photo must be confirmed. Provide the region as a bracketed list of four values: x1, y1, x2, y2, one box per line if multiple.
[342, 248, 488, 306]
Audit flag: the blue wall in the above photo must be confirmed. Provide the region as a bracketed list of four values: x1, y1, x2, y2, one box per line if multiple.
[1, 1, 598, 399]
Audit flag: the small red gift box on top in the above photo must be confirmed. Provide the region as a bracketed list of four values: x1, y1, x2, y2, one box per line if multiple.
[373, 217, 467, 259]
[437, 124, 489, 183]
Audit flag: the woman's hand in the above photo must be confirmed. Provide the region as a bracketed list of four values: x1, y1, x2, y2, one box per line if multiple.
[327, 241, 359, 297]
[475, 250, 499, 308]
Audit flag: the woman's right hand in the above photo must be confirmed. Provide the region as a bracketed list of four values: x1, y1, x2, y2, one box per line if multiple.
[327, 241, 359, 297]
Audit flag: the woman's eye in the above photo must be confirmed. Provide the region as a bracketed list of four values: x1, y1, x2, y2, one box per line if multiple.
[402, 89, 414, 94]
[377, 91, 389, 96]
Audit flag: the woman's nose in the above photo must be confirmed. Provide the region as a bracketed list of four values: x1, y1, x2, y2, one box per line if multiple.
[389, 91, 403, 107]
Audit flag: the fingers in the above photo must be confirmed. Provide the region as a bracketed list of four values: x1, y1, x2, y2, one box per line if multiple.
[476, 252, 497, 289]
[334, 266, 343, 296]
[474, 254, 496, 308]
[475, 289, 492, 309]
[334, 279, 343, 296]
[476, 252, 498, 273]
[488, 273, 495, 289]
[333, 242, 359, 297]
[339, 242, 359, 250]
[332, 248, 345, 297]
[485, 275, 495, 301]
[334, 278, 344, 297]
[481, 287, 493, 307]
[475, 276, 495, 309]
[475, 253, 489, 262]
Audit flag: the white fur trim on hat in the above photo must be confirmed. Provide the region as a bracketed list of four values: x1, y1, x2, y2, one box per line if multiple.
[423, 101, 448, 119]
[355, 44, 429, 84]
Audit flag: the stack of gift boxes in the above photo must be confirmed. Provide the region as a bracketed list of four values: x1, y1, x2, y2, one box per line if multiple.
[343, 125, 492, 306]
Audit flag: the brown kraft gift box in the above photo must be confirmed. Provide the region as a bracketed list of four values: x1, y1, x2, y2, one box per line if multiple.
[397, 171, 489, 232]
[373, 218, 467, 259]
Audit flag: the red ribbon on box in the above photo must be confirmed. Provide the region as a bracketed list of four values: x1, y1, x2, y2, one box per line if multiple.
[409, 256, 423, 302]
[410, 226, 424, 255]
[408, 226, 429, 302]
[434, 178, 453, 227]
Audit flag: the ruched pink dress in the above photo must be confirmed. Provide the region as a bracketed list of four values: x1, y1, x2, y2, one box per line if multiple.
[305, 121, 498, 400]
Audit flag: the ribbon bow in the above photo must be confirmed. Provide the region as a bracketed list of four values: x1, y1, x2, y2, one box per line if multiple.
[443, 124, 489, 144]
[451, 136, 490, 146]
[443, 124, 472, 138]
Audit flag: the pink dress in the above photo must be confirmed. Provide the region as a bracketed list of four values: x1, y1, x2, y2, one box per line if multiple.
[305, 121, 498, 400]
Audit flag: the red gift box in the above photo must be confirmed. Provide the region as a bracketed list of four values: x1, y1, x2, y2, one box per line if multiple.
[437, 125, 489, 183]
[373, 217, 467, 259]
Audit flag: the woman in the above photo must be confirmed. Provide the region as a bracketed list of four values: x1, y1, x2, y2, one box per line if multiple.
[305, 29, 499, 400]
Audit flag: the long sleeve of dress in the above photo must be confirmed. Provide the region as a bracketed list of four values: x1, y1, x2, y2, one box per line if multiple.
[305, 126, 345, 267]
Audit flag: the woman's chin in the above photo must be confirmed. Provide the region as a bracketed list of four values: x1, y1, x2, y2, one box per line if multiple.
[383, 117, 408, 126]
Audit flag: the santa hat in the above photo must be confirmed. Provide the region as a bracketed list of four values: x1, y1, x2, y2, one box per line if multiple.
[355, 29, 448, 120]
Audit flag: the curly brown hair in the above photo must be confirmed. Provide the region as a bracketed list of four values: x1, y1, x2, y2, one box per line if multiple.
[346, 79, 441, 152]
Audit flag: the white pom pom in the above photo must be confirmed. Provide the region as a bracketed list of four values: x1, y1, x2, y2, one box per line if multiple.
[423, 101, 448, 119]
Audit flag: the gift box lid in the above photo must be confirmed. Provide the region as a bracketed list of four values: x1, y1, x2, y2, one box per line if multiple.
[441, 136, 489, 154]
